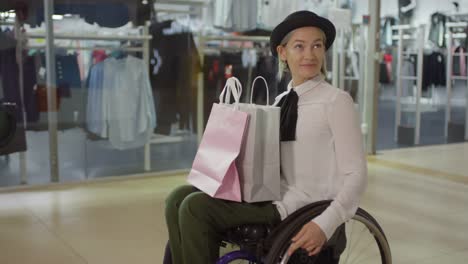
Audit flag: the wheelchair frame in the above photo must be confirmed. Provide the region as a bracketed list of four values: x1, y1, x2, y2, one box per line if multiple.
[216, 200, 391, 264]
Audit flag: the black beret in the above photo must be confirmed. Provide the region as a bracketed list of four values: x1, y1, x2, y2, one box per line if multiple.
[270, 10, 336, 57]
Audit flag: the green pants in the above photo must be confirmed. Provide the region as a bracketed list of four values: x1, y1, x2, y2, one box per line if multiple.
[165, 185, 281, 264]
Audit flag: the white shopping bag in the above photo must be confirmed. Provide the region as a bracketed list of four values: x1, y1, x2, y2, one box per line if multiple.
[235, 76, 281, 202]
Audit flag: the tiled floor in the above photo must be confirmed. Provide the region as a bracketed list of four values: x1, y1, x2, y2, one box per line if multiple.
[0, 143, 467, 264]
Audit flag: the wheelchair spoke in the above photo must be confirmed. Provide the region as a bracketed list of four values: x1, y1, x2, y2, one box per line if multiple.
[342, 220, 356, 264]
[348, 237, 380, 264]
[341, 220, 384, 264]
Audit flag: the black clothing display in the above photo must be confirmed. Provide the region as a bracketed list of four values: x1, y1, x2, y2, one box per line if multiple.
[253, 56, 286, 104]
[0, 102, 26, 155]
[29, 53, 85, 131]
[379, 62, 390, 84]
[422, 52, 446, 90]
[0, 45, 28, 155]
[149, 20, 200, 135]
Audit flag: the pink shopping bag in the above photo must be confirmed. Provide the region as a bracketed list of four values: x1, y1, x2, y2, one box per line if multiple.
[187, 77, 249, 202]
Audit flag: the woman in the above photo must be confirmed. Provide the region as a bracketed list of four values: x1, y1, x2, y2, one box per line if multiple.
[164, 10, 367, 264]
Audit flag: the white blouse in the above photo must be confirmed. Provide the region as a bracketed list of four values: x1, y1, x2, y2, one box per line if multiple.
[272, 75, 368, 240]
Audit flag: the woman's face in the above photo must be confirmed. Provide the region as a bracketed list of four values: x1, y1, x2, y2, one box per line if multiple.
[277, 27, 326, 85]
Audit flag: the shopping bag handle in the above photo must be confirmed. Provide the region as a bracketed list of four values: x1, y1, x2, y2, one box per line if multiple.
[250, 76, 269, 105]
[219, 77, 242, 105]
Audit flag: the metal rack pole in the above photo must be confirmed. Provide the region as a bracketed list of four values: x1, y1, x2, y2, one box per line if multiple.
[143, 22, 152, 171]
[466, 60, 468, 141]
[44, 0, 59, 182]
[414, 25, 425, 145]
[14, 17, 28, 185]
[26, 33, 152, 41]
[197, 35, 206, 143]
[445, 22, 468, 141]
[445, 30, 453, 138]
[339, 30, 345, 90]
[395, 28, 403, 141]
[332, 29, 340, 88]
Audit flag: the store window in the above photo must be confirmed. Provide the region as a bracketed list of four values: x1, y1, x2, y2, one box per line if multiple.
[377, 0, 468, 150]
[2, 0, 383, 187]
[0, 0, 201, 187]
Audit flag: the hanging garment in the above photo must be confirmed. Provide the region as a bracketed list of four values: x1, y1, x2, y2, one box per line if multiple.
[257, 0, 301, 30]
[0, 47, 27, 155]
[214, 0, 258, 31]
[86, 62, 104, 136]
[253, 55, 282, 105]
[453, 46, 467, 77]
[401, 57, 416, 97]
[31, 53, 84, 130]
[100, 56, 156, 150]
[0, 102, 16, 148]
[384, 53, 393, 83]
[32, 2, 150, 28]
[428, 13, 447, 48]
[149, 21, 200, 135]
[381, 17, 396, 48]
[422, 52, 446, 91]
[0, 101, 26, 155]
[379, 62, 390, 84]
[202, 51, 249, 129]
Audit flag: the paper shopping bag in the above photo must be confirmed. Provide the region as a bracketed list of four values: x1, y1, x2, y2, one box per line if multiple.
[187, 77, 249, 202]
[236, 76, 281, 202]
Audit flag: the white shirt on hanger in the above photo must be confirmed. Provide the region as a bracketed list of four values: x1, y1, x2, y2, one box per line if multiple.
[214, 0, 257, 31]
[257, 0, 301, 30]
[272, 75, 367, 240]
[101, 56, 156, 150]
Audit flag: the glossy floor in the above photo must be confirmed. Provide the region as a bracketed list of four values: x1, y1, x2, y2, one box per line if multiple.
[0, 143, 467, 264]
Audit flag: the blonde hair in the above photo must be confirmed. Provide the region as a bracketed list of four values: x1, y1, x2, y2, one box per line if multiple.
[277, 28, 328, 80]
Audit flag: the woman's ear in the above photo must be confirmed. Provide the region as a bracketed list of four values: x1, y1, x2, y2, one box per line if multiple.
[277, 45, 287, 61]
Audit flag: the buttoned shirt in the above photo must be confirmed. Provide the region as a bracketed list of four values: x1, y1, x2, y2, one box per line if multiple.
[272, 75, 367, 240]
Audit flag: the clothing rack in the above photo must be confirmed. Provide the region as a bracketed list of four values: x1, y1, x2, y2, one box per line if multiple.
[196, 34, 270, 142]
[0, 21, 14, 26]
[15, 22, 176, 177]
[154, 0, 205, 18]
[26, 33, 152, 41]
[445, 22, 468, 141]
[156, 0, 207, 5]
[26, 45, 145, 52]
[393, 24, 425, 145]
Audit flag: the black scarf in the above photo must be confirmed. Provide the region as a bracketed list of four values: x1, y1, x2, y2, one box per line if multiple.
[278, 89, 298, 141]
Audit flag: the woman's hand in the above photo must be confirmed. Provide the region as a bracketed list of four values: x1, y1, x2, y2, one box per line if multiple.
[287, 221, 326, 257]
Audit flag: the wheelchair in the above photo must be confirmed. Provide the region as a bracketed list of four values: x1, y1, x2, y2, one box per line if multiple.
[216, 200, 391, 264]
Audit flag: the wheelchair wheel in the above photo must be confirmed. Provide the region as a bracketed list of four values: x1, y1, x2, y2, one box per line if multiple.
[217, 243, 258, 264]
[264, 207, 391, 264]
[216, 250, 257, 264]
